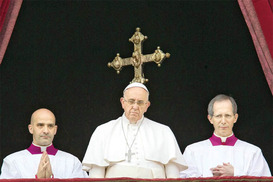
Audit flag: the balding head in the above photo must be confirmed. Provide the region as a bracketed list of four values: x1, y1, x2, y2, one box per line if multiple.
[30, 108, 56, 125]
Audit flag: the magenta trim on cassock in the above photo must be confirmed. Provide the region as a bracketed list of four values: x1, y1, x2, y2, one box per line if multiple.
[27, 143, 58, 155]
[209, 134, 238, 146]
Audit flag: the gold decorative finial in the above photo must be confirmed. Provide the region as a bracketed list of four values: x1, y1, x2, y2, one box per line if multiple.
[108, 27, 170, 84]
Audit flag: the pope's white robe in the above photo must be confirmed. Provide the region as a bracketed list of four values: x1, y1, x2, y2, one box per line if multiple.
[180, 136, 271, 177]
[0, 146, 88, 179]
[82, 114, 188, 178]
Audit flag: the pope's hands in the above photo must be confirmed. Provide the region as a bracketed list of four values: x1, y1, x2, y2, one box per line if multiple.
[36, 151, 53, 178]
[210, 162, 234, 177]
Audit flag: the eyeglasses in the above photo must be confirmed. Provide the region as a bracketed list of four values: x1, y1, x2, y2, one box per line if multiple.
[213, 114, 234, 120]
[124, 99, 147, 107]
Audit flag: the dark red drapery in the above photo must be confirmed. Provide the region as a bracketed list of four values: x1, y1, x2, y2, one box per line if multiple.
[238, 0, 273, 95]
[0, 0, 10, 32]
[0, 0, 22, 64]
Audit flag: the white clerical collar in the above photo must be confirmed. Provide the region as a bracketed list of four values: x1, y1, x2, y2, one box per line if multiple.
[32, 142, 52, 152]
[213, 132, 234, 142]
[122, 113, 144, 126]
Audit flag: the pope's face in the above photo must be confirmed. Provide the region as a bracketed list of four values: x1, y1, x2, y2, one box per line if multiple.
[121, 87, 150, 123]
[208, 100, 238, 137]
[28, 109, 57, 146]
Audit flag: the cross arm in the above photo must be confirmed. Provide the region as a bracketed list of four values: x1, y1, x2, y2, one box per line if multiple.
[143, 46, 170, 67]
[107, 53, 133, 74]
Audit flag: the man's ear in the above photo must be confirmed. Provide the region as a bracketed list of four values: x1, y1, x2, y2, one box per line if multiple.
[207, 115, 213, 124]
[120, 97, 125, 109]
[54, 125, 58, 135]
[143, 101, 150, 113]
[234, 114, 239, 123]
[28, 124, 33, 134]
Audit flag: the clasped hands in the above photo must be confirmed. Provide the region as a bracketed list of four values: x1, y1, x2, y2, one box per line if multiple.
[36, 151, 53, 178]
[210, 162, 234, 177]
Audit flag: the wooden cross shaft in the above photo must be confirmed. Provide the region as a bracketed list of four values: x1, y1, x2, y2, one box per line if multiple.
[108, 27, 170, 84]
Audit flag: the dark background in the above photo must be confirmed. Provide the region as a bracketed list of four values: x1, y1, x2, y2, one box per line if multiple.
[1, 0, 272, 175]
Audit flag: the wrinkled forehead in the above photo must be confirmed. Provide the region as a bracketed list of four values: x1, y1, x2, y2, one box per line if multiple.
[213, 100, 233, 113]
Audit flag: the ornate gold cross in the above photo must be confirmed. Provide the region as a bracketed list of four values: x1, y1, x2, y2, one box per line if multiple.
[108, 27, 170, 84]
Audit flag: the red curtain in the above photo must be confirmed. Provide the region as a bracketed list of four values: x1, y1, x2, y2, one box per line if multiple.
[0, 0, 10, 32]
[0, 0, 22, 64]
[238, 0, 273, 95]
[253, 0, 273, 57]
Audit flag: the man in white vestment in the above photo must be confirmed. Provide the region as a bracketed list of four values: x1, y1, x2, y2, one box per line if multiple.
[0, 108, 88, 179]
[180, 94, 271, 177]
[82, 82, 188, 178]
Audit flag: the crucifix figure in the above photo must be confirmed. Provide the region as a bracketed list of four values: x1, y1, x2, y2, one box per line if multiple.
[125, 149, 135, 162]
[108, 27, 170, 84]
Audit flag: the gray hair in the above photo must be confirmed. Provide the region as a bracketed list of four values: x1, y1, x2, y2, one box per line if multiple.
[207, 94, 237, 116]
